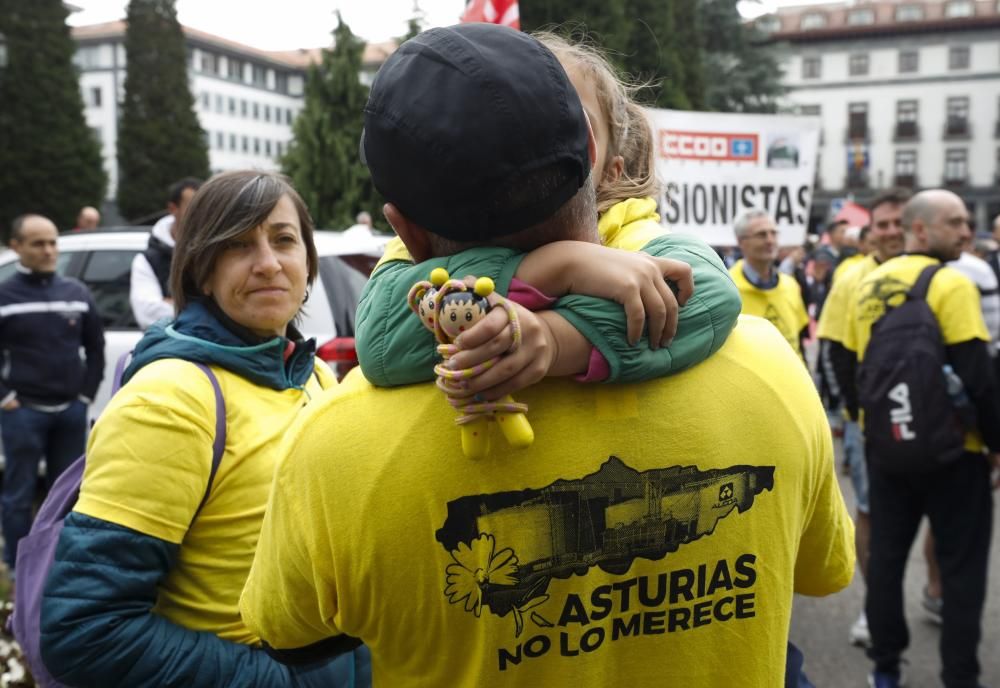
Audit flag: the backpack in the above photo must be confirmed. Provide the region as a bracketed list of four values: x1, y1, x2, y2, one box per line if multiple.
[11, 354, 227, 688]
[857, 263, 966, 474]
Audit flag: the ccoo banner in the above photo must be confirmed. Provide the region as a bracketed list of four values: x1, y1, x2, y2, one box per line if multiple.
[646, 108, 821, 246]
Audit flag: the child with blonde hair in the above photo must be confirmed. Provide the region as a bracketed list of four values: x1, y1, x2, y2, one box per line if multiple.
[354, 30, 738, 400]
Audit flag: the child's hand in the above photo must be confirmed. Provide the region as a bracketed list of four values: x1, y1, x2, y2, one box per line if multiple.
[443, 299, 557, 403]
[565, 249, 693, 348]
[515, 241, 694, 348]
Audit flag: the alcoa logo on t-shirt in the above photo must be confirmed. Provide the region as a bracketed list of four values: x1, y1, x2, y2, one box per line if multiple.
[435, 456, 775, 671]
[888, 383, 917, 441]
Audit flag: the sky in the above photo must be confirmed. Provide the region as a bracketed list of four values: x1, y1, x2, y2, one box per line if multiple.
[66, 0, 824, 49]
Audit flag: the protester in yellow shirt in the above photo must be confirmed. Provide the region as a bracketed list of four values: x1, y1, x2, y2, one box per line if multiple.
[814, 188, 909, 649]
[842, 189, 1000, 688]
[728, 209, 809, 355]
[240, 24, 854, 688]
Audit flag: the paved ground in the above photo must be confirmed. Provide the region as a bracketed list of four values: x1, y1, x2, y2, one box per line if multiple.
[791, 455, 1000, 687]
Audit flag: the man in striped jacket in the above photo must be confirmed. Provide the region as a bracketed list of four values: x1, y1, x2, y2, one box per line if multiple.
[0, 214, 104, 580]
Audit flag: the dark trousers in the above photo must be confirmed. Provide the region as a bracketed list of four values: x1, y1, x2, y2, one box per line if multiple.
[865, 452, 992, 688]
[0, 402, 87, 571]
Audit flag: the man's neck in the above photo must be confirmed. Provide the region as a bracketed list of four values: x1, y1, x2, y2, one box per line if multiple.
[745, 258, 774, 282]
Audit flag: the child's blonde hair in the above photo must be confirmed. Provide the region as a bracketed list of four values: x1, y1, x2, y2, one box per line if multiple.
[534, 32, 661, 215]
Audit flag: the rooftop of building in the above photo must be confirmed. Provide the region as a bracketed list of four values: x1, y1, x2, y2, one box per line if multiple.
[756, 0, 1000, 41]
[71, 20, 397, 70]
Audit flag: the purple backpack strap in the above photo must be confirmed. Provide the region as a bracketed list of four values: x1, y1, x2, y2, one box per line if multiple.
[191, 362, 226, 518]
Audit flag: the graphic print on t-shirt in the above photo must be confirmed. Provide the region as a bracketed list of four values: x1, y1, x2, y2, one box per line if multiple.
[763, 303, 789, 341]
[856, 275, 910, 326]
[436, 456, 774, 645]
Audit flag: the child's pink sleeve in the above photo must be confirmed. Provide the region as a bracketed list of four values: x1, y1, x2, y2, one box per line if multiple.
[507, 278, 611, 383]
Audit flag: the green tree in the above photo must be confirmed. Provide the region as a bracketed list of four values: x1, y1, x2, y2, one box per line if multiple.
[620, 0, 690, 109]
[0, 0, 106, 236]
[672, 0, 705, 109]
[520, 0, 629, 62]
[283, 14, 378, 229]
[400, 1, 425, 43]
[700, 0, 785, 113]
[117, 0, 209, 221]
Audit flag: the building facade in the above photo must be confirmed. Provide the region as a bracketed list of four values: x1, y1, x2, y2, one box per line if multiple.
[758, 0, 1000, 231]
[71, 21, 394, 203]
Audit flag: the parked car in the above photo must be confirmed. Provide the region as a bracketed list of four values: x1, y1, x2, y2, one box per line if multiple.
[0, 226, 387, 467]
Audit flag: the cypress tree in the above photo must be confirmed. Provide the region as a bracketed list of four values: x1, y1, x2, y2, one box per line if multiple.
[700, 0, 785, 113]
[0, 0, 106, 237]
[520, 0, 629, 65]
[620, 0, 690, 109]
[282, 14, 378, 230]
[117, 0, 209, 221]
[672, 0, 705, 110]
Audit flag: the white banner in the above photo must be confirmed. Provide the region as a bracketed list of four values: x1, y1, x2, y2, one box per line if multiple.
[646, 108, 821, 247]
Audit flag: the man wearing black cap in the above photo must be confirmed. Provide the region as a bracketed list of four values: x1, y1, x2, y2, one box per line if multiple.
[241, 24, 853, 687]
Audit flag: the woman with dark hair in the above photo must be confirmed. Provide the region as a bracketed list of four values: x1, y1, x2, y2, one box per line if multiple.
[39, 171, 368, 687]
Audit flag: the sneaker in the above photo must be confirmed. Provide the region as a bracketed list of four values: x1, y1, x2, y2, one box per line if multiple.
[922, 586, 942, 625]
[868, 671, 906, 687]
[850, 611, 872, 648]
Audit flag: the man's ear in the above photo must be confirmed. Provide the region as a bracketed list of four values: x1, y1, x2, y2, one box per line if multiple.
[383, 203, 434, 263]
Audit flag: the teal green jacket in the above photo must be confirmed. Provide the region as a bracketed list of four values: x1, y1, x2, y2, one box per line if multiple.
[355, 233, 742, 386]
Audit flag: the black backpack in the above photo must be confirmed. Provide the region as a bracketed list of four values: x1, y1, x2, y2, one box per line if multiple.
[857, 264, 966, 473]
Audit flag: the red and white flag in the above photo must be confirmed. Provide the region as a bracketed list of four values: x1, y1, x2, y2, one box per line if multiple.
[461, 0, 520, 29]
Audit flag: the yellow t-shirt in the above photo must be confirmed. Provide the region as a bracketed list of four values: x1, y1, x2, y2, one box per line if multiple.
[241, 316, 854, 687]
[816, 254, 879, 343]
[844, 254, 990, 452]
[74, 357, 334, 644]
[729, 260, 809, 354]
[832, 252, 865, 284]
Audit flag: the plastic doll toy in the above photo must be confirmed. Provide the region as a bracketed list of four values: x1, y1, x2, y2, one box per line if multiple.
[407, 268, 534, 459]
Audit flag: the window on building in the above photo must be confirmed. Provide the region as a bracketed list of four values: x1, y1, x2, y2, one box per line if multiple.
[894, 151, 917, 187]
[264, 105, 271, 122]
[847, 8, 875, 25]
[242, 136, 249, 153]
[896, 100, 919, 139]
[228, 58, 244, 81]
[948, 46, 970, 70]
[800, 12, 827, 29]
[277, 141, 284, 157]
[228, 97, 236, 115]
[252, 102, 259, 120]
[755, 15, 781, 33]
[241, 99, 248, 117]
[252, 64, 267, 86]
[946, 96, 970, 136]
[265, 140, 272, 156]
[230, 133, 237, 151]
[253, 138, 261, 155]
[848, 102, 868, 140]
[90, 87, 103, 108]
[286, 108, 294, 125]
[275, 71, 290, 94]
[200, 52, 219, 75]
[74, 46, 101, 69]
[849, 54, 869, 76]
[944, 149, 968, 184]
[798, 104, 821, 116]
[944, 0, 973, 17]
[802, 56, 821, 79]
[898, 50, 919, 73]
[216, 132, 224, 149]
[215, 94, 223, 113]
[895, 4, 924, 20]
[199, 91, 209, 109]
[90, 126, 103, 145]
[202, 130, 210, 147]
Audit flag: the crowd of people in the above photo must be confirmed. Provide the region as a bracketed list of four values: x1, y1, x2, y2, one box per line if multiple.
[0, 21, 998, 688]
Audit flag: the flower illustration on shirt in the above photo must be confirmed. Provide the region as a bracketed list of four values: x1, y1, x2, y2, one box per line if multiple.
[444, 533, 518, 618]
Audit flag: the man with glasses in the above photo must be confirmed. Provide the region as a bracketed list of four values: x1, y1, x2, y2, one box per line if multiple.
[729, 209, 809, 356]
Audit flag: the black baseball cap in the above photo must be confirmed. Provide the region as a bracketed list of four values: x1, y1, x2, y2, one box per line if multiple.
[360, 23, 591, 242]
